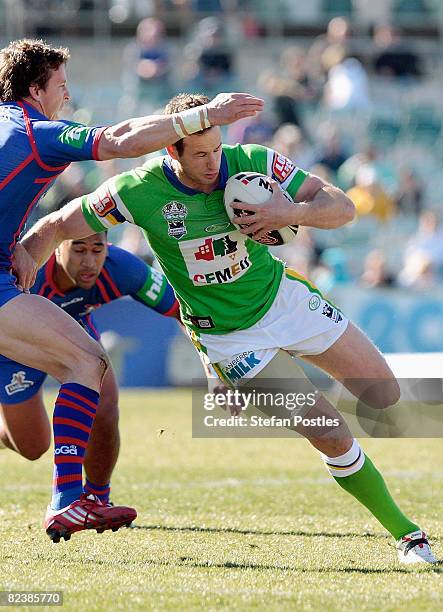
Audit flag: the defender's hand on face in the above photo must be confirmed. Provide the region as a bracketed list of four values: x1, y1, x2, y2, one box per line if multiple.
[231, 179, 299, 242]
[207, 93, 264, 126]
[11, 243, 38, 291]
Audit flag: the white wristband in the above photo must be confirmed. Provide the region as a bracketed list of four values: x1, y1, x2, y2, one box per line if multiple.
[173, 105, 211, 138]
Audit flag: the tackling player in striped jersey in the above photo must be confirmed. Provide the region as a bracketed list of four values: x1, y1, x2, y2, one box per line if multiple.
[0, 233, 178, 525]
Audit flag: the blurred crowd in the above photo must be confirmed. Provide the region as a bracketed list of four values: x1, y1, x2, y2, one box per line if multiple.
[24, 4, 443, 294]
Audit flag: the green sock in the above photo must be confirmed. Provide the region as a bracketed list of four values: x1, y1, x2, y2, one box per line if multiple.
[334, 455, 419, 540]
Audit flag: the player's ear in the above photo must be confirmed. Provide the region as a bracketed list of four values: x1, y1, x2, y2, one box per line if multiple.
[166, 144, 179, 160]
[28, 83, 42, 103]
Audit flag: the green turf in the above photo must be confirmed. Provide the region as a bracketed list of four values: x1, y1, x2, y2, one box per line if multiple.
[0, 390, 442, 611]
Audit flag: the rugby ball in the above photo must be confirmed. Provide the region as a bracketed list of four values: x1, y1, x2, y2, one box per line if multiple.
[224, 172, 299, 245]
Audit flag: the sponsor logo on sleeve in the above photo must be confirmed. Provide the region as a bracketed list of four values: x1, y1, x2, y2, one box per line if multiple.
[144, 269, 165, 302]
[272, 153, 296, 183]
[57, 124, 91, 148]
[5, 371, 34, 396]
[162, 201, 188, 240]
[89, 186, 125, 226]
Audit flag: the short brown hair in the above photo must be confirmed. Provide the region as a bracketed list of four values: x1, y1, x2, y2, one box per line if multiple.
[164, 93, 210, 155]
[0, 39, 69, 102]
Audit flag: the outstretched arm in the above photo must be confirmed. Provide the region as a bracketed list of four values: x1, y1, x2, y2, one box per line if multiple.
[97, 93, 264, 160]
[20, 198, 94, 273]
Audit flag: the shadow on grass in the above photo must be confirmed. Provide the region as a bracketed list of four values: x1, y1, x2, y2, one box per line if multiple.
[174, 557, 440, 574]
[131, 524, 387, 539]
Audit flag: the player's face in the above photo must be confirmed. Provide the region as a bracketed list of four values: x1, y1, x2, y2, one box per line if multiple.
[37, 64, 70, 120]
[171, 127, 223, 192]
[57, 234, 108, 290]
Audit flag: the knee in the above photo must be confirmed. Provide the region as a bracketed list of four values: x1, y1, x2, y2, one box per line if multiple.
[79, 346, 109, 377]
[19, 437, 50, 461]
[60, 346, 109, 386]
[310, 435, 353, 458]
[359, 379, 401, 410]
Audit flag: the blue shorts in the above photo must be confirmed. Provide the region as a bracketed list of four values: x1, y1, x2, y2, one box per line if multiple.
[0, 315, 100, 405]
[0, 354, 46, 403]
[0, 271, 22, 309]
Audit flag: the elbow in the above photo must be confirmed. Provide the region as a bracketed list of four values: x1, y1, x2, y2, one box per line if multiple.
[331, 195, 355, 228]
[343, 196, 356, 225]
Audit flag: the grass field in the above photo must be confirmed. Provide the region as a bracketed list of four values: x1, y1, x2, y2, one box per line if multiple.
[0, 389, 442, 611]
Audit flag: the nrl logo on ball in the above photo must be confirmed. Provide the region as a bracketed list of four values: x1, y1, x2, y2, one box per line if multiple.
[162, 201, 188, 240]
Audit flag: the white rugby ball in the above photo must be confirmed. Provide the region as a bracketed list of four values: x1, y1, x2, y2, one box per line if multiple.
[224, 172, 298, 245]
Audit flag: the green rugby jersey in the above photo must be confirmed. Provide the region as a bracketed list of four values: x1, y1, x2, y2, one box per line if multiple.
[82, 143, 307, 334]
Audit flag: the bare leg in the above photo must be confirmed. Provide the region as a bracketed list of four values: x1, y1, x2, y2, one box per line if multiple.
[246, 349, 353, 456]
[300, 322, 400, 409]
[84, 365, 120, 487]
[247, 350, 421, 542]
[0, 293, 108, 389]
[0, 293, 108, 513]
[0, 390, 50, 460]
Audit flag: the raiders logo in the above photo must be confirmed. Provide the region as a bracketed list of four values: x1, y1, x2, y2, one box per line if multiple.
[162, 201, 188, 240]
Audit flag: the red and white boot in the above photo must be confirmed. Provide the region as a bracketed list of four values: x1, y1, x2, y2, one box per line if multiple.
[44, 493, 137, 542]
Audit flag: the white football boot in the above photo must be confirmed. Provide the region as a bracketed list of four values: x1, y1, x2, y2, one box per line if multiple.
[396, 530, 438, 564]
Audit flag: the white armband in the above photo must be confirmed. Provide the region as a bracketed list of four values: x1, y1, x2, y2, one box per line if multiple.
[173, 105, 210, 138]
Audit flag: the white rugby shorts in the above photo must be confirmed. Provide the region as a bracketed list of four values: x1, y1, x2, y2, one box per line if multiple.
[194, 268, 348, 385]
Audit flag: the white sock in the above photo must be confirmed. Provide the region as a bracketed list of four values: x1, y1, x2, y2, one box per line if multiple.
[321, 439, 365, 477]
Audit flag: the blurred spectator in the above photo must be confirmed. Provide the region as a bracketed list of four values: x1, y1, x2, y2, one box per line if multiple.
[311, 248, 350, 294]
[191, 0, 225, 13]
[372, 24, 423, 78]
[275, 226, 314, 278]
[397, 251, 434, 289]
[337, 145, 398, 194]
[347, 166, 396, 222]
[309, 163, 333, 183]
[258, 46, 319, 130]
[337, 146, 377, 190]
[24, 0, 62, 37]
[307, 17, 354, 80]
[314, 128, 349, 175]
[360, 249, 395, 288]
[270, 123, 316, 170]
[131, 17, 171, 106]
[400, 211, 443, 279]
[226, 114, 275, 146]
[182, 17, 235, 96]
[323, 49, 371, 111]
[396, 168, 423, 216]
